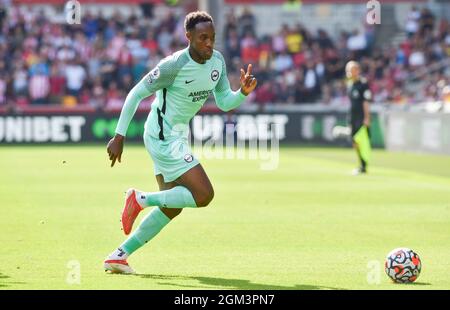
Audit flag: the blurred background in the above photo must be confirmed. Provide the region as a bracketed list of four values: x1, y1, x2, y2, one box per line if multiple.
[0, 0, 449, 154]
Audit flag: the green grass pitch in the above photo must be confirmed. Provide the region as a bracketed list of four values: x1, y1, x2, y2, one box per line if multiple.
[1, 145, 449, 290]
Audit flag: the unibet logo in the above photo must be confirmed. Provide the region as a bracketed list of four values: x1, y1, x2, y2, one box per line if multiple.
[192, 114, 289, 141]
[0, 116, 85, 142]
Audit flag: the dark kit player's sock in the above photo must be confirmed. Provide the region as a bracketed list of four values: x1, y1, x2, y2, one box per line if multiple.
[359, 155, 367, 172]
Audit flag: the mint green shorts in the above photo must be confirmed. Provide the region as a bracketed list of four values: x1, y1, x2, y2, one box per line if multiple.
[143, 134, 199, 183]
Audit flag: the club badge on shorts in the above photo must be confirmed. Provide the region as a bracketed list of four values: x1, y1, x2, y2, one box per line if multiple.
[184, 154, 194, 163]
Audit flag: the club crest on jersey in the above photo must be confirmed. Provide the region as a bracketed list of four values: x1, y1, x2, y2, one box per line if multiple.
[184, 154, 194, 163]
[211, 70, 219, 81]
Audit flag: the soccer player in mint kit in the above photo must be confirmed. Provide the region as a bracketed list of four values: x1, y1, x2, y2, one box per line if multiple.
[104, 11, 257, 274]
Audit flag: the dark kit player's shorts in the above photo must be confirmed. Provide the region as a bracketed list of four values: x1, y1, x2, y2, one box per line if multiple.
[351, 119, 371, 138]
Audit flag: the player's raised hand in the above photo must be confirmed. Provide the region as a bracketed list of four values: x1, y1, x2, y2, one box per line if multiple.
[107, 134, 124, 167]
[240, 64, 257, 96]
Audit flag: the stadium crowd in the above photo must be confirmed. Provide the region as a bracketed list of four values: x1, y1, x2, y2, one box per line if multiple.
[0, 4, 449, 109]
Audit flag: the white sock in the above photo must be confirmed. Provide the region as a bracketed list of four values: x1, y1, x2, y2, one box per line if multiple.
[108, 247, 129, 260]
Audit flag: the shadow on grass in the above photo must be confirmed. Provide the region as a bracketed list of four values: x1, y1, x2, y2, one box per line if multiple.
[393, 281, 432, 286]
[137, 274, 344, 290]
[0, 272, 26, 288]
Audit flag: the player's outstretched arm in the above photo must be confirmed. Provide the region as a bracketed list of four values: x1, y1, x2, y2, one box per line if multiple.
[107, 59, 179, 167]
[214, 62, 258, 111]
[107, 78, 152, 167]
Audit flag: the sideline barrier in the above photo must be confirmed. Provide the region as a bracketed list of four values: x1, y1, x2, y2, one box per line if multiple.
[0, 106, 385, 147]
[384, 111, 450, 155]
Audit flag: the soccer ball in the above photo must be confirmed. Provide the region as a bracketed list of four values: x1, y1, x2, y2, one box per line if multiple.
[385, 248, 421, 283]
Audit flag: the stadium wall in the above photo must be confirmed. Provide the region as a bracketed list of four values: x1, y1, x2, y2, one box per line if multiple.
[0, 108, 385, 147]
[384, 111, 450, 155]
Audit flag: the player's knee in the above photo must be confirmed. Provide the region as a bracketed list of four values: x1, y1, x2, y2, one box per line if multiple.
[196, 189, 214, 207]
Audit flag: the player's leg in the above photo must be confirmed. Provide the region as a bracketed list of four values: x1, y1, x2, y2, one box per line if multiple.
[351, 120, 367, 174]
[115, 176, 181, 256]
[174, 163, 214, 208]
[133, 163, 213, 209]
[129, 160, 214, 212]
[352, 141, 367, 173]
[156, 174, 184, 219]
[104, 165, 213, 274]
[104, 165, 212, 269]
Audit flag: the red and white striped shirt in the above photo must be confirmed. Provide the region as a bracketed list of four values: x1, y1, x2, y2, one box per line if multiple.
[29, 75, 50, 100]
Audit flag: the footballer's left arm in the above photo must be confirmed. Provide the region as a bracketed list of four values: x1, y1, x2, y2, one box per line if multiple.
[213, 59, 257, 112]
[362, 84, 372, 127]
[363, 100, 370, 127]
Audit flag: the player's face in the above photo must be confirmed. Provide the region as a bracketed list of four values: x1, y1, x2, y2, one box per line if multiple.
[187, 22, 215, 61]
[346, 64, 360, 80]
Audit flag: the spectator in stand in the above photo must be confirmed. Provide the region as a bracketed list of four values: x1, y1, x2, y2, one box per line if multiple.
[321, 83, 332, 105]
[0, 72, 6, 105]
[238, 6, 256, 38]
[324, 48, 342, 81]
[347, 29, 368, 59]
[108, 30, 126, 61]
[1, 3, 448, 108]
[90, 76, 106, 109]
[141, 31, 159, 57]
[56, 42, 76, 63]
[274, 80, 295, 104]
[273, 50, 293, 73]
[255, 81, 275, 109]
[12, 61, 28, 101]
[406, 6, 421, 38]
[65, 58, 86, 100]
[240, 30, 259, 64]
[272, 25, 289, 54]
[317, 28, 334, 49]
[117, 45, 133, 84]
[49, 62, 66, 104]
[28, 56, 50, 104]
[225, 28, 241, 64]
[420, 8, 435, 35]
[286, 24, 303, 54]
[106, 81, 123, 109]
[303, 60, 320, 102]
[157, 25, 173, 55]
[409, 47, 426, 68]
[224, 10, 238, 44]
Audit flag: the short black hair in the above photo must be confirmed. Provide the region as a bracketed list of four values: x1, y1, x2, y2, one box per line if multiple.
[184, 11, 214, 32]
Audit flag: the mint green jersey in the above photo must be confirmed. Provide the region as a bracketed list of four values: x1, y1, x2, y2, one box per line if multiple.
[115, 48, 247, 140]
